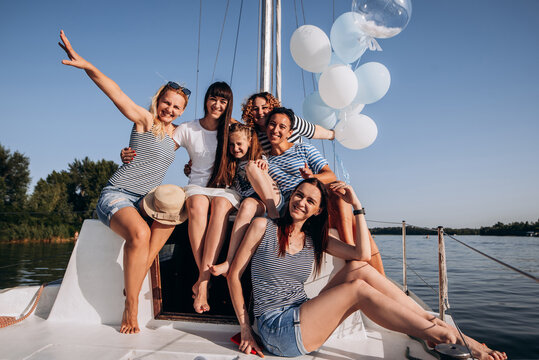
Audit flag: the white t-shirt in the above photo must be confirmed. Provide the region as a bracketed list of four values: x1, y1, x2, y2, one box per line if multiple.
[173, 119, 217, 187]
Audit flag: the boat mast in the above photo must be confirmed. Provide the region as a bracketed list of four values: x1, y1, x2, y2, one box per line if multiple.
[260, 0, 273, 94]
[260, 0, 281, 100]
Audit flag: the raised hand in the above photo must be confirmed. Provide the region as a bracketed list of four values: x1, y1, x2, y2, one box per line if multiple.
[299, 162, 314, 179]
[328, 181, 361, 207]
[251, 159, 268, 171]
[58, 30, 91, 70]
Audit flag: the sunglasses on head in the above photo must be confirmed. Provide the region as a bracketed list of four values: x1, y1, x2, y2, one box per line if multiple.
[167, 81, 191, 98]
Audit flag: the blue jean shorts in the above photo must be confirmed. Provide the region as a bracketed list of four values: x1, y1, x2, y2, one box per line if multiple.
[96, 185, 144, 227]
[256, 305, 308, 357]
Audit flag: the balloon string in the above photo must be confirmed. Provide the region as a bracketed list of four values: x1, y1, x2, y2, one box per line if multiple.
[360, 35, 382, 52]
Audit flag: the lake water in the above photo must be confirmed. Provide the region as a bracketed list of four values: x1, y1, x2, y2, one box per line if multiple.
[0, 235, 538, 359]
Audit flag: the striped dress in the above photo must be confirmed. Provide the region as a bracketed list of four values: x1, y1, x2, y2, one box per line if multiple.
[108, 125, 176, 195]
[256, 114, 315, 154]
[251, 220, 314, 317]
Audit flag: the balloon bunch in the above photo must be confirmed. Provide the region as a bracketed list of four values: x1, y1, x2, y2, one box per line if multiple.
[290, 0, 412, 150]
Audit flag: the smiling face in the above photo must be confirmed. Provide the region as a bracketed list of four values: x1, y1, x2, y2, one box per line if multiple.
[156, 90, 186, 123]
[206, 95, 229, 120]
[251, 96, 272, 127]
[289, 182, 323, 221]
[228, 131, 250, 159]
[266, 113, 293, 146]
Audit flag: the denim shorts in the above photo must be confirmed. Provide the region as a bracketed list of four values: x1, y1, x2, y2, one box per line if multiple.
[256, 305, 308, 357]
[96, 185, 144, 227]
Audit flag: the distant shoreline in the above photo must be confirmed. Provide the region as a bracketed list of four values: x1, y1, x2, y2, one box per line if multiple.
[2, 237, 77, 244]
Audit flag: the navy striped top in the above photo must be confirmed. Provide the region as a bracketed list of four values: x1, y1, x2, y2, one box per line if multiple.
[256, 114, 315, 154]
[267, 143, 328, 197]
[251, 220, 314, 317]
[108, 125, 176, 195]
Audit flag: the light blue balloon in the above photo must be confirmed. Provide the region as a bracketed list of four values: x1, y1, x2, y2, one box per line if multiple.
[353, 62, 391, 104]
[330, 12, 368, 64]
[302, 91, 337, 129]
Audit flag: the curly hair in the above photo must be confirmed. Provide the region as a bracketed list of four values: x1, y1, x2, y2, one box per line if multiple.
[241, 92, 281, 128]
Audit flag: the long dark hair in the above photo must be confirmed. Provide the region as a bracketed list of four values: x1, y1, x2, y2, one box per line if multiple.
[205, 81, 234, 188]
[226, 123, 264, 179]
[277, 178, 329, 275]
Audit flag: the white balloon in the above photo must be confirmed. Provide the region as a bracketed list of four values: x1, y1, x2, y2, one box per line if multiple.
[334, 113, 378, 150]
[302, 92, 337, 129]
[354, 62, 391, 104]
[319, 64, 358, 109]
[290, 25, 331, 73]
[338, 102, 365, 120]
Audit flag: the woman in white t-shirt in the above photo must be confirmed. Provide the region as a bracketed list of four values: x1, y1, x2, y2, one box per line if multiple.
[173, 81, 241, 313]
[124, 82, 240, 313]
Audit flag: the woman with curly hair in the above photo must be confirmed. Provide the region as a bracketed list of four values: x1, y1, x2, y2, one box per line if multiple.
[241, 92, 335, 153]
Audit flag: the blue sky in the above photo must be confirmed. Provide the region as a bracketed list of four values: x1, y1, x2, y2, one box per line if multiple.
[1, 0, 538, 228]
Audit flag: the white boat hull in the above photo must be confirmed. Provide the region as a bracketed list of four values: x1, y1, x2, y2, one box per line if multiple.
[0, 220, 441, 359]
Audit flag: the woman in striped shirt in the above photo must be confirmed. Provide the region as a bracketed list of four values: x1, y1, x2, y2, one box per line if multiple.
[241, 92, 335, 154]
[59, 30, 189, 334]
[227, 178, 506, 360]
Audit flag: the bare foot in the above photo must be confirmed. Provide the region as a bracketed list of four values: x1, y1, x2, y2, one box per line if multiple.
[193, 280, 210, 313]
[209, 261, 229, 277]
[119, 301, 140, 334]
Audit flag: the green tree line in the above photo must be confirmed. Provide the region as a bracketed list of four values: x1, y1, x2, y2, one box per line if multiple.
[1, 143, 117, 242]
[1, 143, 537, 241]
[370, 221, 539, 237]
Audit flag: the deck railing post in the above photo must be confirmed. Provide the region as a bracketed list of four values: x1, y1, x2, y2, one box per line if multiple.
[437, 226, 448, 321]
[402, 220, 408, 294]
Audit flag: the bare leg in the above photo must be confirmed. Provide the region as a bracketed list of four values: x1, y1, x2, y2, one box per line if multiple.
[185, 195, 210, 270]
[145, 221, 176, 270]
[246, 162, 281, 219]
[193, 197, 234, 313]
[109, 207, 151, 334]
[317, 261, 506, 360]
[300, 278, 458, 353]
[209, 197, 265, 277]
[326, 185, 385, 275]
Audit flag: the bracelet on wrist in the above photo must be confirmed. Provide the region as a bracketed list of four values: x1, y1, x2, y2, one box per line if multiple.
[353, 208, 365, 215]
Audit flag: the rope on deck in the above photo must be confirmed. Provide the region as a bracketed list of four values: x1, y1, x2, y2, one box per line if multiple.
[0, 284, 44, 328]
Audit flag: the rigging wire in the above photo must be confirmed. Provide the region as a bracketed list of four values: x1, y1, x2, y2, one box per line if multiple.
[195, 0, 203, 119]
[404, 222, 539, 283]
[211, 0, 231, 82]
[293, 0, 307, 98]
[230, 0, 244, 86]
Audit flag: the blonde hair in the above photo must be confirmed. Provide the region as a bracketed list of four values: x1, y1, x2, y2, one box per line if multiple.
[225, 123, 264, 180]
[148, 84, 189, 139]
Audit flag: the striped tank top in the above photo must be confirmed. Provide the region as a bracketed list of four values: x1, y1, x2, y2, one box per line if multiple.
[251, 220, 314, 317]
[108, 124, 176, 195]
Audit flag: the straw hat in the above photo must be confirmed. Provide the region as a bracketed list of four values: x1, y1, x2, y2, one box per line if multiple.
[141, 184, 188, 225]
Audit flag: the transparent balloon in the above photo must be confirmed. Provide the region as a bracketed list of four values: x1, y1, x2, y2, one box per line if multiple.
[330, 12, 369, 64]
[290, 25, 332, 73]
[351, 0, 412, 39]
[354, 62, 390, 104]
[335, 113, 378, 150]
[302, 92, 337, 129]
[319, 64, 358, 110]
